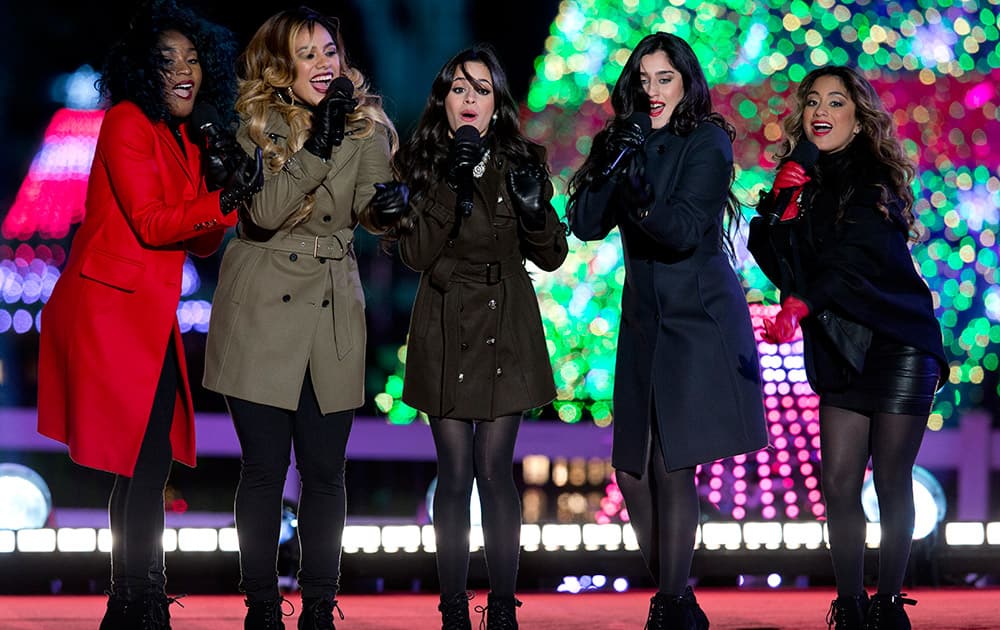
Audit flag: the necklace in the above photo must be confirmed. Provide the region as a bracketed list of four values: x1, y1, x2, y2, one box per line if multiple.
[473, 149, 490, 179]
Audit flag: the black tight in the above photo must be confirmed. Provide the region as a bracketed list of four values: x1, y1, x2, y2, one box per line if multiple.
[820, 405, 927, 597]
[615, 425, 700, 596]
[429, 414, 522, 598]
[109, 340, 178, 596]
[227, 370, 354, 601]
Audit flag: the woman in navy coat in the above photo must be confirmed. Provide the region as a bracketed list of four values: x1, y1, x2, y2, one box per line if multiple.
[568, 33, 767, 630]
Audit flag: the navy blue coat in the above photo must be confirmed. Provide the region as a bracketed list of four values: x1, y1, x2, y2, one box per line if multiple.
[570, 122, 768, 475]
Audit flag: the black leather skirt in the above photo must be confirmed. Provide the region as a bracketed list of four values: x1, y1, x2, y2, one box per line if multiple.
[822, 338, 941, 416]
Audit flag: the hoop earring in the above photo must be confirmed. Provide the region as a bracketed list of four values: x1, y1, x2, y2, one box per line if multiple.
[277, 87, 294, 105]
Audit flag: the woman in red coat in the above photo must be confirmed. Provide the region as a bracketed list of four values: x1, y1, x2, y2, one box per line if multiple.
[36, 3, 259, 628]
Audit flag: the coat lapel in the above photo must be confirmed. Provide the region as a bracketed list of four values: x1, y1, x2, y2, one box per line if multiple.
[155, 122, 199, 189]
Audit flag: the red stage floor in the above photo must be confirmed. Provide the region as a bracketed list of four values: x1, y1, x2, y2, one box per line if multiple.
[0, 588, 997, 629]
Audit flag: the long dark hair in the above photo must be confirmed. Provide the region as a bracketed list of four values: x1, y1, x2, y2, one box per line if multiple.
[782, 65, 916, 232]
[393, 43, 543, 202]
[98, 0, 237, 123]
[568, 32, 741, 254]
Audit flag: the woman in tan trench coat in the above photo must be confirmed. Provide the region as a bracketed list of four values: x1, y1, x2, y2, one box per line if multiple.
[202, 8, 396, 629]
[370, 44, 566, 630]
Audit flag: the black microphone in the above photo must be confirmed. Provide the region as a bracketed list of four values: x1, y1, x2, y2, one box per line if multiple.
[600, 112, 652, 179]
[767, 139, 819, 225]
[453, 124, 481, 217]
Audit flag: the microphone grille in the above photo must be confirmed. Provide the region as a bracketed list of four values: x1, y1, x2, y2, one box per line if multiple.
[330, 76, 354, 98]
[626, 111, 652, 136]
[789, 138, 820, 169]
[190, 102, 221, 130]
[454, 124, 481, 145]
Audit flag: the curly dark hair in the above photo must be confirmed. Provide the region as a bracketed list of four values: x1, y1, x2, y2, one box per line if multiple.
[780, 65, 917, 233]
[393, 43, 544, 203]
[568, 32, 741, 255]
[97, 0, 238, 123]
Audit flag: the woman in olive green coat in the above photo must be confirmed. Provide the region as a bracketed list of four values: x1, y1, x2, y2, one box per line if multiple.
[371, 44, 566, 630]
[202, 8, 396, 629]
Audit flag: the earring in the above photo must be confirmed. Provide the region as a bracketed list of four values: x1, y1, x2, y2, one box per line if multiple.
[490, 112, 498, 126]
[276, 87, 294, 105]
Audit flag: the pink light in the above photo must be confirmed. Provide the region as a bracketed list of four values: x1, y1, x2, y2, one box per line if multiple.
[785, 505, 800, 518]
[708, 491, 722, 504]
[734, 493, 747, 506]
[763, 506, 776, 519]
[784, 491, 797, 504]
[965, 83, 995, 108]
[733, 465, 746, 479]
[808, 490, 822, 503]
[757, 464, 770, 477]
[733, 506, 746, 520]
[769, 424, 784, 436]
[812, 504, 825, 517]
[760, 478, 773, 491]
[711, 463, 725, 476]
[800, 463, 814, 476]
[734, 480, 747, 492]
[782, 477, 794, 489]
[709, 477, 723, 490]
[775, 444, 789, 457]
[761, 492, 774, 505]
[805, 477, 818, 490]
[778, 464, 792, 476]
[797, 450, 810, 462]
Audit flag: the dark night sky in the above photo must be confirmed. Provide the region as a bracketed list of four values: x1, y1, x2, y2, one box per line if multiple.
[0, 0, 560, 210]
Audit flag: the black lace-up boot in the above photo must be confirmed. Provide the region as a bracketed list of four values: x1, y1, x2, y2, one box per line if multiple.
[644, 587, 709, 630]
[826, 592, 870, 629]
[244, 596, 290, 630]
[438, 592, 472, 630]
[98, 590, 130, 630]
[864, 593, 916, 630]
[298, 595, 343, 630]
[476, 593, 521, 630]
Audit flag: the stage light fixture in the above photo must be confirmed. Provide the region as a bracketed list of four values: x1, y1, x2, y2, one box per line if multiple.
[861, 465, 947, 540]
[0, 463, 52, 530]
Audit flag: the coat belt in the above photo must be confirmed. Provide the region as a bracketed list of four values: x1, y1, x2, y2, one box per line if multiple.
[243, 227, 357, 359]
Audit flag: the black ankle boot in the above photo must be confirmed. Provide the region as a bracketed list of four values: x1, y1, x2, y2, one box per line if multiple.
[119, 592, 176, 630]
[477, 593, 521, 630]
[245, 597, 289, 630]
[864, 593, 916, 630]
[438, 592, 472, 630]
[298, 595, 343, 630]
[645, 587, 709, 630]
[826, 592, 870, 629]
[98, 590, 130, 630]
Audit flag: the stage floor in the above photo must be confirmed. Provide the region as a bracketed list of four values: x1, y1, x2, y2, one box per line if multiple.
[1, 588, 997, 629]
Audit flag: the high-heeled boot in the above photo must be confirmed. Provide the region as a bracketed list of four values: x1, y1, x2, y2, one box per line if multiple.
[477, 593, 521, 630]
[438, 592, 472, 630]
[864, 593, 916, 630]
[826, 592, 870, 629]
[98, 590, 130, 630]
[244, 596, 289, 630]
[645, 587, 710, 630]
[299, 595, 343, 630]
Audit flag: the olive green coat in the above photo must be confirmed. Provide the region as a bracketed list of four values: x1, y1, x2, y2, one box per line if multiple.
[204, 111, 392, 413]
[400, 153, 568, 419]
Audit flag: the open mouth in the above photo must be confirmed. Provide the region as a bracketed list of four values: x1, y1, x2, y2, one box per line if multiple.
[172, 82, 194, 100]
[649, 101, 665, 118]
[460, 110, 478, 123]
[811, 121, 832, 136]
[310, 74, 333, 93]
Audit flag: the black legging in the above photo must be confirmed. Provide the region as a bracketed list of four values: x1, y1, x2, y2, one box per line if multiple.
[227, 369, 353, 602]
[109, 340, 178, 597]
[615, 422, 700, 596]
[429, 414, 522, 598]
[820, 404, 926, 597]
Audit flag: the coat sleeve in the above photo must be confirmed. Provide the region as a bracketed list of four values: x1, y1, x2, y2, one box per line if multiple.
[567, 176, 620, 242]
[747, 215, 786, 288]
[101, 105, 234, 247]
[631, 125, 732, 252]
[398, 183, 458, 272]
[352, 125, 393, 229]
[519, 178, 568, 272]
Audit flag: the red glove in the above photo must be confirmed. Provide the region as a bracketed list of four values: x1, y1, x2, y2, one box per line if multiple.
[762, 295, 810, 344]
[771, 161, 811, 221]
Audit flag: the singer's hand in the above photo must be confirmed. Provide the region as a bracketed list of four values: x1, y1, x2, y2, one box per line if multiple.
[370, 181, 410, 230]
[601, 118, 646, 176]
[446, 133, 482, 191]
[769, 160, 812, 222]
[202, 132, 244, 192]
[303, 86, 358, 159]
[506, 162, 549, 231]
[761, 295, 810, 344]
[622, 154, 655, 211]
[220, 147, 264, 215]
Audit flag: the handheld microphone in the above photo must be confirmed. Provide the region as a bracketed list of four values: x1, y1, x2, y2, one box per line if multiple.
[768, 139, 819, 225]
[600, 112, 652, 179]
[327, 77, 355, 147]
[453, 124, 481, 218]
[191, 103, 239, 169]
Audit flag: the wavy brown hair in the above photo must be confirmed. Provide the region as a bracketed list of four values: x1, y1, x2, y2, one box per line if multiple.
[236, 6, 398, 227]
[780, 65, 916, 234]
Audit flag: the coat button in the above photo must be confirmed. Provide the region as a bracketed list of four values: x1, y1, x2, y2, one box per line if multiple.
[323, 215, 332, 222]
[497, 194, 504, 203]
[486, 336, 496, 345]
[282, 295, 291, 302]
[487, 299, 497, 310]
[447, 239, 456, 248]
[458, 373, 464, 383]
[461, 343, 469, 350]
[289, 253, 298, 261]
[493, 232, 499, 240]
[322, 299, 330, 307]
[496, 367, 503, 376]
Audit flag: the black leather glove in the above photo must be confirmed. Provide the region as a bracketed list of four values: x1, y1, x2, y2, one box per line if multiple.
[219, 147, 264, 215]
[303, 77, 357, 160]
[600, 117, 647, 177]
[202, 130, 245, 192]
[445, 127, 483, 191]
[370, 181, 410, 230]
[506, 162, 549, 231]
[622, 152, 655, 212]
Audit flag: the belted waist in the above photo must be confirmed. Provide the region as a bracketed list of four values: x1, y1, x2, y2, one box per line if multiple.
[429, 251, 525, 290]
[244, 227, 355, 260]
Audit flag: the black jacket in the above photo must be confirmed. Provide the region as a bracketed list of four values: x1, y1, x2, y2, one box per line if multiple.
[748, 141, 947, 392]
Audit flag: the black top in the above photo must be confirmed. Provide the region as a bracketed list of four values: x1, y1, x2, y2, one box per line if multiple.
[748, 139, 947, 392]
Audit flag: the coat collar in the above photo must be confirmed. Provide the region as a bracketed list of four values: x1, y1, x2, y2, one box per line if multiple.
[154, 119, 201, 189]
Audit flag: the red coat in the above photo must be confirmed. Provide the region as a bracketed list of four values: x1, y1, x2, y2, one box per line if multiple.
[37, 101, 237, 477]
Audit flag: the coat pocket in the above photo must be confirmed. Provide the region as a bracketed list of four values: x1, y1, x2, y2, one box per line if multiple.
[79, 248, 144, 292]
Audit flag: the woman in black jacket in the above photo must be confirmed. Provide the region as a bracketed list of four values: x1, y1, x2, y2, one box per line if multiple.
[567, 33, 767, 630]
[748, 66, 946, 630]
[370, 44, 566, 630]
